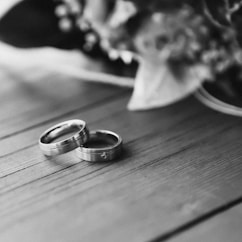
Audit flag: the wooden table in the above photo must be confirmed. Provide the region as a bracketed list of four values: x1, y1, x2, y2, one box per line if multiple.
[1, 43, 242, 242]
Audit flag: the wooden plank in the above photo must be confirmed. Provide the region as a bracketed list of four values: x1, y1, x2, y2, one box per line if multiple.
[0, 73, 126, 139]
[169, 203, 242, 242]
[0, 97, 204, 190]
[0, 94, 129, 158]
[1, 94, 242, 242]
[1, 32, 242, 241]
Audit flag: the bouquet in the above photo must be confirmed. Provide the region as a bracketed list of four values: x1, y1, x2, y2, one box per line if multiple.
[80, 0, 242, 110]
[1, 0, 242, 111]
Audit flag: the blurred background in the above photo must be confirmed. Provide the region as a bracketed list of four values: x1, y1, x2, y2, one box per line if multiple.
[2, 0, 242, 113]
[0, 0, 135, 89]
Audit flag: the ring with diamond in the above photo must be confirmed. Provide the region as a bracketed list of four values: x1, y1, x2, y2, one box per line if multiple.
[76, 130, 123, 162]
[39, 119, 89, 156]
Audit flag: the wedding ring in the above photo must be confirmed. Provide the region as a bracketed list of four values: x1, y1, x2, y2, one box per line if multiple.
[39, 119, 89, 156]
[76, 130, 123, 162]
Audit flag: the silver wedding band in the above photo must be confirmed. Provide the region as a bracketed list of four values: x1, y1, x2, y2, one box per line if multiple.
[39, 121, 123, 162]
[76, 130, 123, 162]
[39, 119, 89, 156]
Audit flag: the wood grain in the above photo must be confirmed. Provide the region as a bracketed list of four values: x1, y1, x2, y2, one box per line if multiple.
[0, 72, 126, 140]
[1, 72, 242, 242]
[1, 26, 242, 241]
[169, 203, 242, 242]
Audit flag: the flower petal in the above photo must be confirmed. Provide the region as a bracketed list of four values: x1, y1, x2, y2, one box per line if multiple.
[128, 59, 211, 110]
